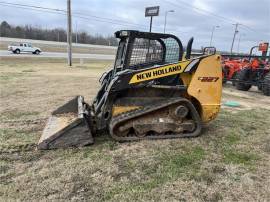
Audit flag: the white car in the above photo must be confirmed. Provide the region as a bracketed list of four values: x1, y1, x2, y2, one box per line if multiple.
[8, 43, 41, 54]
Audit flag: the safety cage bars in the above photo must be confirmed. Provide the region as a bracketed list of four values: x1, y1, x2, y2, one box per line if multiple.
[129, 38, 163, 67]
[114, 30, 184, 70]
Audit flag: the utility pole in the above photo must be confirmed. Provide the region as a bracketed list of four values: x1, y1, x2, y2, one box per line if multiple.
[237, 33, 245, 53]
[209, 25, 219, 46]
[230, 23, 239, 54]
[75, 21, 78, 43]
[67, 0, 72, 66]
[164, 10, 174, 33]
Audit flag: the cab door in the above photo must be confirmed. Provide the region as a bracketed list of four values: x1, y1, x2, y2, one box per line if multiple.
[24, 44, 32, 52]
[19, 43, 24, 52]
[22, 43, 28, 52]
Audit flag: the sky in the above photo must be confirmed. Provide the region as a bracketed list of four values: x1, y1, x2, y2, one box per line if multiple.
[0, 0, 269, 52]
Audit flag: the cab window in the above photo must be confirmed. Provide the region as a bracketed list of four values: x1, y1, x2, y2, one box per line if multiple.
[114, 39, 127, 73]
[129, 38, 164, 68]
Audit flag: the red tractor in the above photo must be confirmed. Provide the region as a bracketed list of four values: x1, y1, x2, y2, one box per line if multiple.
[235, 43, 270, 96]
[222, 58, 250, 85]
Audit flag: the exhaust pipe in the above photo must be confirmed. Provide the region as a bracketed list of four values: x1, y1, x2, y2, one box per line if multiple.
[38, 96, 94, 150]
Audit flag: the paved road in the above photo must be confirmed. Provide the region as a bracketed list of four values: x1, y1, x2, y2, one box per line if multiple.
[0, 50, 115, 60]
[0, 37, 117, 50]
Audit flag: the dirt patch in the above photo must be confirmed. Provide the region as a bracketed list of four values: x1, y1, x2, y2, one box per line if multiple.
[222, 84, 270, 111]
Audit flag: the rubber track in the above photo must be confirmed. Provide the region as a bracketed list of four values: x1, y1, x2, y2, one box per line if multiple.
[109, 97, 202, 141]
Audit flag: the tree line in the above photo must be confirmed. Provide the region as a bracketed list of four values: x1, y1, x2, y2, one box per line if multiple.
[0, 21, 118, 46]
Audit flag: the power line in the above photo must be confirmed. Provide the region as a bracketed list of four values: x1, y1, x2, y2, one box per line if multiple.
[164, 0, 235, 24]
[0, 1, 193, 35]
[0, 3, 66, 15]
[72, 11, 147, 27]
[4, 0, 257, 41]
[0, 1, 146, 26]
[0, 4, 149, 30]
[163, 0, 269, 36]
[0, 1, 65, 12]
[0, 1, 149, 29]
[1, 1, 262, 50]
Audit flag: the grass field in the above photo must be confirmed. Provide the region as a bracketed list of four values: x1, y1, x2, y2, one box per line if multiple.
[0, 58, 270, 201]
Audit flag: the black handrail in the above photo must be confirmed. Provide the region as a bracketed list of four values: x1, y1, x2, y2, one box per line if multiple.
[185, 37, 194, 60]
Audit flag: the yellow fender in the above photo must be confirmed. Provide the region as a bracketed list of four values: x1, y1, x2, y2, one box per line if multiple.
[187, 55, 222, 122]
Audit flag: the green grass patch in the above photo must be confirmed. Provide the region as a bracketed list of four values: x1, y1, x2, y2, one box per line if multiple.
[21, 69, 36, 72]
[159, 146, 205, 177]
[223, 150, 258, 166]
[0, 57, 114, 65]
[104, 146, 205, 200]
[218, 109, 270, 134]
[225, 133, 241, 145]
[0, 128, 38, 152]
[0, 72, 25, 81]
[206, 109, 269, 170]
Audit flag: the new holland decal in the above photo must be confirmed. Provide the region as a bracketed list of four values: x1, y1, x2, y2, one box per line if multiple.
[129, 61, 190, 84]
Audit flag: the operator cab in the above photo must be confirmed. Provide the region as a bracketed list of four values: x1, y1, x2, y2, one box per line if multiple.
[113, 30, 184, 74]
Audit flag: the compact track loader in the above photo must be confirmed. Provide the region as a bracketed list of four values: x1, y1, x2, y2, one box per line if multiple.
[38, 30, 222, 150]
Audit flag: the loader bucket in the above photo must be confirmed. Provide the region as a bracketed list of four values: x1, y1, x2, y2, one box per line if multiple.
[38, 96, 94, 150]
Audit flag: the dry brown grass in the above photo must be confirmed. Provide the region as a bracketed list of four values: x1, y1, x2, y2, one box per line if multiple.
[0, 58, 270, 201]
